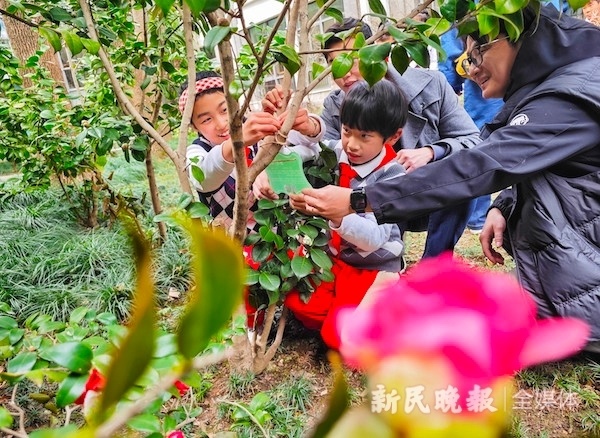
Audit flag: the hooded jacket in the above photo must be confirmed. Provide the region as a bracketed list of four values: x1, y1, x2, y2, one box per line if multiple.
[366, 5, 600, 342]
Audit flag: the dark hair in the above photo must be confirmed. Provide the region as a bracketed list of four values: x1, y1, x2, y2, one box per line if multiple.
[340, 80, 408, 139]
[323, 18, 373, 55]
[179, 70, 223, 98]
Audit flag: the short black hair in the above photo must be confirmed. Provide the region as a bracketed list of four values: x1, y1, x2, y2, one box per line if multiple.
[340, 80, 408, 139]
[179, 70, 223, 98]
[323, 18, 373, 54]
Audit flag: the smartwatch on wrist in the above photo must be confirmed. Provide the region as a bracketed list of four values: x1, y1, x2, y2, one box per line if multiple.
[350, 187, 367, 213]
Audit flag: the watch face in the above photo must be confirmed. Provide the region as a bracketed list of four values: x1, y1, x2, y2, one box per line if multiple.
[351, 189, 367, 212]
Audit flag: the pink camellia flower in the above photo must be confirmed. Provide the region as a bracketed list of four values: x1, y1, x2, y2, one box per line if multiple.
[166, 431, 185, 438]
[338, 254, 590, 383]
[334, 255, 589, 436]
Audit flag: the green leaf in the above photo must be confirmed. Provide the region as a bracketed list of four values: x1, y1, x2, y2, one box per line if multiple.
[101, 230, 156, 414]
[390, 45, 410, 74]
[29, 425, 84, 438]
[273, 44, 302, 76]
[259, 226, 278, 243]
[62, 31, 84, 56]
[324, 7, 344, 23]
[439, 0, 470, 22]
[156, 0, 176, 16]
[495, 0, 528, 15]
[187, 202, 210, 218]
[0, 407, 13, 428]
[191, 164, 205, 184]
[177, 224, 243, 359]
[476, 7, 500, 37]
[48, 7, 72, 22]
[368, 0, 387, 16]
[7, 352, 37, 373]
[41, 342, 93, 374]
[358, 43, 390, 86]
[131, 135, 149, 152]
[311, 62, 326, 81]
[331, 52, 354, 79]
[204, 26, 231, 57]
[56, 374, 87, 408]
[81, 38, 100, 55]
[245, 269, 260, 285]
[258, 272, 281, 292]
[309, 248, 333, 270]
[127, 413, 162, 433]
[568, 0, 589, 9]
[291, 256, 313, 279]
[154, 333, 177, 358]
[402, 42, 430, 69]
[0, 316, 17, 330]
[39, 110, 54, 119]
[69, 307, 89, 324]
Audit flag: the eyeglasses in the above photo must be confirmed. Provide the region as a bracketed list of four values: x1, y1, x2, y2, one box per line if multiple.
[461, 36, 509, 76]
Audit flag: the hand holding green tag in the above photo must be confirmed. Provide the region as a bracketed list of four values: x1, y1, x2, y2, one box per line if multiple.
[265, 150, 312, 194]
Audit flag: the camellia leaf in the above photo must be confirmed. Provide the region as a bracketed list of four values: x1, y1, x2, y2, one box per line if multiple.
[56, 374, 87, 408]
[40, 342, 93, 374]
[259, 272, 281, 292]
[48, 6, 72, 22]
[476, 7, 500, 37]
[177, 223, 243, 359]
[204, 26, 231, 58]
[7, 351, 37, 373]
[187, 202, 210, 218]
[273, 44, 302, 76]
[291, 256, 313, 279]
[390, 45, 410, 74]
[324, 7, 344, 23]
[155, 0, 176, 16]
[358, 43, 390, 87]
[495, 0, 528, 15]
[439, 0, 470, 22]
[62, 31, 84, 56]
[311, 62, 326, 81]
[331, 52, 354, 79]
[127, 413, 162, 434]
[402, 41, 430, 69]
[568, 0, 589, 9]
[310, 248, 333, 270]
[0, 407, 13, 428]
[39, 27, 62, 52]
[100, 228, 156, 414]
[368, 0, 387, 16]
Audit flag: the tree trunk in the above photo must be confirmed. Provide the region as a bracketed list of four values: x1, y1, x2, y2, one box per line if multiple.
[0, 1, 65, 87]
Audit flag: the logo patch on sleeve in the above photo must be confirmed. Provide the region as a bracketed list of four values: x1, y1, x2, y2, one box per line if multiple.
[509, 113, 529, 126]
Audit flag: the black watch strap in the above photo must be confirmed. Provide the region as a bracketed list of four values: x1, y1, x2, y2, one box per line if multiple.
[350, 187, 367, 213]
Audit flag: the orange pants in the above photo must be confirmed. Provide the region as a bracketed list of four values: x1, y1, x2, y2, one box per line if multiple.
[284, 258, 379, 350]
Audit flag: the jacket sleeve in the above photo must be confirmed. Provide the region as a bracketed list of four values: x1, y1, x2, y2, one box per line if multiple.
[367, 94, 600, 224]
[186, 142, 234, 192]
[329, 213, 395, 252]
[429, 70, 481, 156]
[321, 92, 342, 141]
[286, 114, 324, 161]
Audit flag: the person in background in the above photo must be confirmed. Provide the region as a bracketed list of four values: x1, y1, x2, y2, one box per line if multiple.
[439, 27, 504, 233]
[294, 5, 600, 352]
[320, 18, 481, 259]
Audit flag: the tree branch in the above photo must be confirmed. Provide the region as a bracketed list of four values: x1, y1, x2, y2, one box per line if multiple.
[0, 8, 38, 28]
[307, 0, 337, 29]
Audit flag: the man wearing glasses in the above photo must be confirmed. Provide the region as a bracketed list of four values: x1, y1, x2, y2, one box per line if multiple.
[293, 5, 600, 352]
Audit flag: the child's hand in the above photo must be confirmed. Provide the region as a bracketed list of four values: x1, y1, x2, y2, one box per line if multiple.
[242, 112, 281, 146]
[279, 108, 320, 137]
[289, 192, 309, 214]
[261, 86, 289, 114]
[252, 171, 279, 200]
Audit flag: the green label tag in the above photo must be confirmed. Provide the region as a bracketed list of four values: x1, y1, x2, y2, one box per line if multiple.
[265, 151, 312, 194]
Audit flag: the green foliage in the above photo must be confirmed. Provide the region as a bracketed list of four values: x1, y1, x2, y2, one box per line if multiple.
[245, 198, 332, 321]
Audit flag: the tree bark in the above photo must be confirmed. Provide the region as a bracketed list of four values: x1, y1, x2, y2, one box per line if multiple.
[0, 0, 65, 87]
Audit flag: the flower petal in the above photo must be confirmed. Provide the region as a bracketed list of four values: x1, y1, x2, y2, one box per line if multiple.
[519, 318, 590, 368]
